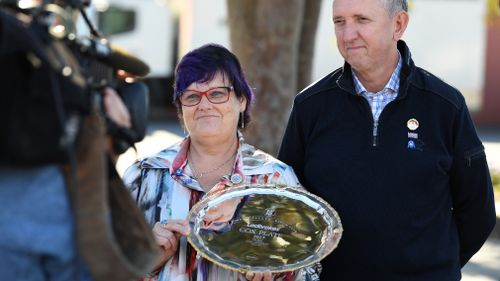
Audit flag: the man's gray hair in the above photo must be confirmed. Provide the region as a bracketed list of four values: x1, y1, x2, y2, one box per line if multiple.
[382, 0, 408, 16]
[332, 0, 408, 17]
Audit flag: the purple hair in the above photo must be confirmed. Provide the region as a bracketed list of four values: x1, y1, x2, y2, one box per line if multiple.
[173, 44, 254, 129]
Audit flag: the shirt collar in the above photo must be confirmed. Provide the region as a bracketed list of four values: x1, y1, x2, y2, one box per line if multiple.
[352, 51, 402, 95]
[169, 132, 246, 192]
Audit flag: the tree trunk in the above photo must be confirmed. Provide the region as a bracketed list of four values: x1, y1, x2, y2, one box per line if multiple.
[297, 0, 322, 92]
[227, 0, 321, 155]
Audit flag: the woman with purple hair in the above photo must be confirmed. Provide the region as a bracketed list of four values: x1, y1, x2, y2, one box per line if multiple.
[123, 44, 320, 281]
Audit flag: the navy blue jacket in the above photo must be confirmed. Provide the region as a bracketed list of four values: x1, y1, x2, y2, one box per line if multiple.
[278, 41, 496, 281]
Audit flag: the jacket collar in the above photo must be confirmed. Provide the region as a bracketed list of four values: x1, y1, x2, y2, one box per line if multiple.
[337, 40, 415, 99]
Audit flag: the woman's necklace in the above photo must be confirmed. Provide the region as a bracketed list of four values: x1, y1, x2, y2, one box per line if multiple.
[188, 150, 237, 180]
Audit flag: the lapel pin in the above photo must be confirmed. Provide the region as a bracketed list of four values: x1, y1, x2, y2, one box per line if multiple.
[408, 140, 416, 149]
[230, 173, 243, 184]
[408, 132, 418, 139]
[407, 118, 419, 131]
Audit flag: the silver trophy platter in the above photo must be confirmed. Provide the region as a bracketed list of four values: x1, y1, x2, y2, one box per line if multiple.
[187, 184, 343, 273]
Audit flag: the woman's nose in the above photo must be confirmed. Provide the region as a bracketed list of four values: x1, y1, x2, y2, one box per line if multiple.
[197, 94, 212, 108]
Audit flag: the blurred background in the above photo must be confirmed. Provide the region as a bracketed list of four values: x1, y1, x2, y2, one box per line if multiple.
[86, 0, 500, 126]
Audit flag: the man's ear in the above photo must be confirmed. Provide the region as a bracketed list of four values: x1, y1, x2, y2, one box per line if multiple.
[393, 11, 409, 41]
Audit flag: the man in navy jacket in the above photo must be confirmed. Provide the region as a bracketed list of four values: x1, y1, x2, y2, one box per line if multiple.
[278, 0, 496, 280]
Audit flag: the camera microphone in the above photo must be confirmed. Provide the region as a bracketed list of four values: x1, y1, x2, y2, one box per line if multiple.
[76, 37, 150, 77]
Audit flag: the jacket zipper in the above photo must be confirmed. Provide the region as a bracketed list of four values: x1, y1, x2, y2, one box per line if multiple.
[465, 148, 485, 167]
[338, 67, 409, 148]
[369, 96, 403, 147]
[358, 96, 378, 147]
[372, 122, 379, 147]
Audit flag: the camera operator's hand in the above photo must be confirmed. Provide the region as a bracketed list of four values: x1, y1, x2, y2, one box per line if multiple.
[102, 87, 132, 161]
[103, 87, 131, 129]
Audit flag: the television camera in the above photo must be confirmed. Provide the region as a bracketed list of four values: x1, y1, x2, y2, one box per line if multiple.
[0, 1, 159, 280]
[0, 0, 150, 165]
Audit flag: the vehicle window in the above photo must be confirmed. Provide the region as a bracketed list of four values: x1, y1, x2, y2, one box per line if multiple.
[98, 6, 136, 35]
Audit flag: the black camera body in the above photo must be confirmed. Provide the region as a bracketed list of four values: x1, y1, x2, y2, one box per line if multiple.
[0, 0, 149, 165]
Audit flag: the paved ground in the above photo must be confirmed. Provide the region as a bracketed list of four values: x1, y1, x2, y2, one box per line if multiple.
[462, 238, 500, 281]
[116, 121, 500, 280]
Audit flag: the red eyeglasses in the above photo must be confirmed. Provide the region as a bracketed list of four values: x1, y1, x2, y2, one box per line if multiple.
[179, 86, 234, 107]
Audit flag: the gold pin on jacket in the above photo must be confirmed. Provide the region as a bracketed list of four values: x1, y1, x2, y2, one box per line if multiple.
[407, 118, 419, 131]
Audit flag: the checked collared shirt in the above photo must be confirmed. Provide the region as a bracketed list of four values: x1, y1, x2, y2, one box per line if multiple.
[352, 53, 402, 123]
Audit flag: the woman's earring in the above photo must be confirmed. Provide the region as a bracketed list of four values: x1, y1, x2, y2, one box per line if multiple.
[240, 112, 244, 129]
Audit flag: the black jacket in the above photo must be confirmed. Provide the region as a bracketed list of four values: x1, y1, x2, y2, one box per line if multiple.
[278, 41, 496, 281]
[0, 8, 88, 165]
